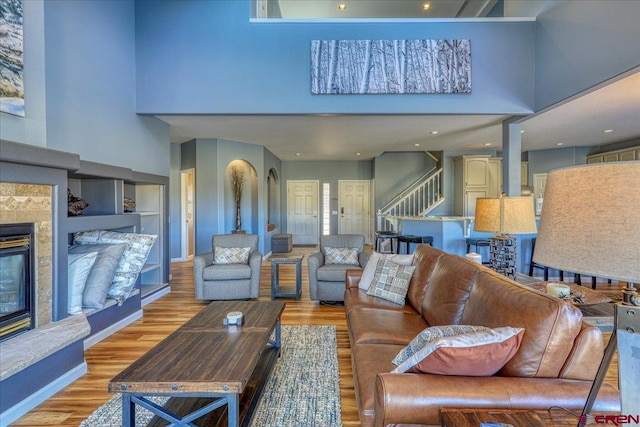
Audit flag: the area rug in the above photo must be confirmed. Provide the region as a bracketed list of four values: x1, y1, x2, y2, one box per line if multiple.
[80, 325, 342, 427]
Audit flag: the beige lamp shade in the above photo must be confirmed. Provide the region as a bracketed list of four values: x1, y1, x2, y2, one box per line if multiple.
[533, 162, 640, 283]
[474, 196, 537, 235]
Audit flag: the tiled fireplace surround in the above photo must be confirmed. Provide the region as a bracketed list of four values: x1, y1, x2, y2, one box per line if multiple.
[0, 142, 91, 424]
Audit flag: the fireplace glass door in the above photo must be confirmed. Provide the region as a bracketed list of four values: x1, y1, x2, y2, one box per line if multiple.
[0, 223, 34, 341]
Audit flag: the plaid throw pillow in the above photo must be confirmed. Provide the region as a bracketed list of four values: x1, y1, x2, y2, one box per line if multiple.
[324, 247, 359, 265]
[365, 259, 415, 305]
[214, 246, 251, 264]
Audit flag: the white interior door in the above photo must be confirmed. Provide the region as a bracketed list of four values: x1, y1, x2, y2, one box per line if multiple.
[181, 169, 195, 261]
[287, 180, 319, 245]
[339, 180, 371, 243]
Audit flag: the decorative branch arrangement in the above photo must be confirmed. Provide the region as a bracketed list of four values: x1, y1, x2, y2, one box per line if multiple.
[311, 39, 471, 95]
[230, 165, 246, 231]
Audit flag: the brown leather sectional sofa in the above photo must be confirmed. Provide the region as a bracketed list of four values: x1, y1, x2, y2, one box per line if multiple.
[345, 244, 620, 427]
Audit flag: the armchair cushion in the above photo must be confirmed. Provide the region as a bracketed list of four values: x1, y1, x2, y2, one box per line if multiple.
[324, 247, 359, 265]
[366, 259, 415, 305]
[203, 263, 252, 280]
[318, 264, 360, 281]
[214, 246, 251, 264]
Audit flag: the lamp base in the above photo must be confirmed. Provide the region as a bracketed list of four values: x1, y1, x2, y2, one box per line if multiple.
[489, 235, 517, 281]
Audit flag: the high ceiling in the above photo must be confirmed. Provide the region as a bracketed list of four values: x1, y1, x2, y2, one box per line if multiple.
[158, 71, 640, 161]
[274, 0, 500, 19]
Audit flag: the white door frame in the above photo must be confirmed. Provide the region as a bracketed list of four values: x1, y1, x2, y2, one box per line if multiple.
[287, 180, 319, 245]
[180, 168, 195, 261]
[338, 180, 372, 244]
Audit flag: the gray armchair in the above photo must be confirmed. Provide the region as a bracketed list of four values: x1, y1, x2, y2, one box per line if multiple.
[193, 234, 262, 301]
[308, 234, 369, 303]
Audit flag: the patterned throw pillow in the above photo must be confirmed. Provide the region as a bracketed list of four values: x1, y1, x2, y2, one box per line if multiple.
[214, 246, 251, 264]
[358, 251, 414, 290]
[324, 247, 359, 265]
[73, 231, 157, 305]
[365, 259, 415, 304]
[392, 325, 525, 376]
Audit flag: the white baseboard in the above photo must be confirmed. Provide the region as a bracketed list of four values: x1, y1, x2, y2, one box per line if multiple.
[142, 286, 171, 307]
[83, 309, 143, 350]
[0, 362, 87, 427]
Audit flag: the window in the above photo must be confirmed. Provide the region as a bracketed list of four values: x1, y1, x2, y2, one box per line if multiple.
[322, 183, 330, 235]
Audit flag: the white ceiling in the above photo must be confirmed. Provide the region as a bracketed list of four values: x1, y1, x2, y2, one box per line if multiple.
[158, 71, 640, 161]
[275, 0, 499, 19]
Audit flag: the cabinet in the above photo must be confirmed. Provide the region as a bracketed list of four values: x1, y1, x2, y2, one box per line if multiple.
[454, 156, 502, 217]
[521, 162, 528, 186]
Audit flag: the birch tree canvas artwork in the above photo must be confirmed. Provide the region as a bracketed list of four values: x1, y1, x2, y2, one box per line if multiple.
[311, 39, 471, 95]
[0, 0, 24, 116]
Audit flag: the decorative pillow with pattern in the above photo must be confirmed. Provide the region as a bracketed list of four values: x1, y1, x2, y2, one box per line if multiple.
[214, 246, 251, 264]
[365, 259, 415, 304]
[324, 247, 359, 265]
[392, 325, 525, 376]
[358, 251, 414, 290]
[73, 231, 157, 305]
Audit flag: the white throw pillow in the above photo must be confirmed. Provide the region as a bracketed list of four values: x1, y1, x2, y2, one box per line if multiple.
[358, 251, 414, 290]
[68, 252, 98, 315]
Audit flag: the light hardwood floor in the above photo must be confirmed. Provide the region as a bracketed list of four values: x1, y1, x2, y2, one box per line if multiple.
[12, 247, 619, 426]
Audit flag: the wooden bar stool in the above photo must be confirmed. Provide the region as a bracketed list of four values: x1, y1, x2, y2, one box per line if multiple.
[396, 235, 433, 254]
[465, 238, 491, 266]
[375, 231, 398, 254]
[529, 237, 564, 281]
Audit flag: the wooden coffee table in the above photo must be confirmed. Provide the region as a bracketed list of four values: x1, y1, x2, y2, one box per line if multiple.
[109, 300, 285, 427]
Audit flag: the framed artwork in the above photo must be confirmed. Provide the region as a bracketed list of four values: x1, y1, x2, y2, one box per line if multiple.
[312, 39, 471, 95]
[1, 0, 25, 117]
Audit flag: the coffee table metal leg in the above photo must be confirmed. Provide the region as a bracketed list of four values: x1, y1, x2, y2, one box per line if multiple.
[270, 262, 276, 300]
[228, 393, 239, 427]
[122, 394, 134, 427]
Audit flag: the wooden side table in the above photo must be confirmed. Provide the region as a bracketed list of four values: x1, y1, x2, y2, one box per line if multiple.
[270, 253, 304, 300]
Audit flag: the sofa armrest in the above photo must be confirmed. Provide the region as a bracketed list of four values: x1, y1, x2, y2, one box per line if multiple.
[193, 252, 214, 300]
[248, 251, 263, 298]
[373, 373, 620, 427]
[346, 269, 363, 289]
[307, 251, 325, 300]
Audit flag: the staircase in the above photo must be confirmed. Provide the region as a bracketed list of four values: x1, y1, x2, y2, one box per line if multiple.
[377, 167, 444, 231]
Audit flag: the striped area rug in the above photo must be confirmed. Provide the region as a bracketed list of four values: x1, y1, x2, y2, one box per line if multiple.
[81, 325, 342, 427]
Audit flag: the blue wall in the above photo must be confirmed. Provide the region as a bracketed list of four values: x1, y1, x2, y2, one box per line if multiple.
[43, 0, 169, 176]
[533, 0, 640, 110]
[135, 0, 535, 115]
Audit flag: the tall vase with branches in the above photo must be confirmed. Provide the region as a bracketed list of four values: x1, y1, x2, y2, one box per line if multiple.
[230, 165, 245, 232]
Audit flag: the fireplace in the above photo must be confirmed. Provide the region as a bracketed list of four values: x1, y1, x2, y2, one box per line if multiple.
[0, 223, 35, 342]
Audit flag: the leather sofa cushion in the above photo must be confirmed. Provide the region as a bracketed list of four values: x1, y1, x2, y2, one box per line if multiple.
[348, 307, 427, 345]
[203, 263, 252, 280]
[317, 264, 360, 281]
[405, 245, 444, 314]
[461, 270, 583, 378]
[351, 343, 404, 421]
[344, 288, 418, 315]
[421, 253, 480, 326]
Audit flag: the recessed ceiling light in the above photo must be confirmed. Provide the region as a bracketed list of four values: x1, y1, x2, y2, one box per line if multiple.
[483, 143, 492, 146]
[355, 152, 361, 156]
[429, 131, 439, 135]
[556, 142, 564, 146]
[295, 152, 301, 156]
[414, 143, 421, 147]
[422, 2, 431, 11]
[603, 129, 614, 133]
[520, 130, 525, 134]
[337, 3, 346, 11]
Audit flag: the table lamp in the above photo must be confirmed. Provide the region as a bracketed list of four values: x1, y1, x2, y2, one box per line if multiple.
[473, 196, 537, 280]
[532, 162, 640, 425]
